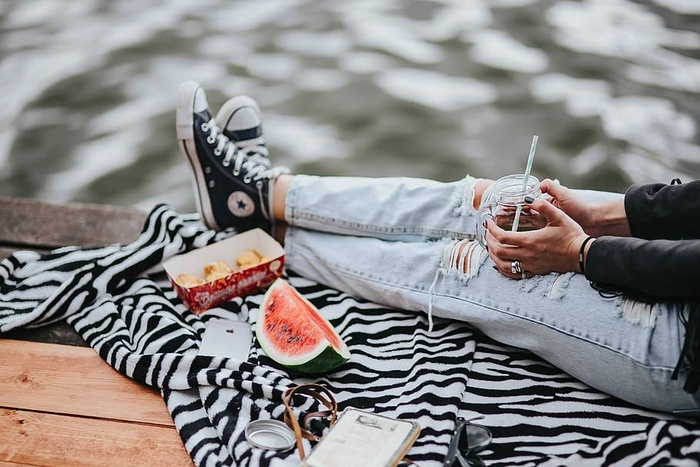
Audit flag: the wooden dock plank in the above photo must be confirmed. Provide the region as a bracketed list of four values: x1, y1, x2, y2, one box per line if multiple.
[0, 340, 173, 426]
[0, 409, 192, 467]
[0, 339, 192, 466]
[0, 196, 146, 254]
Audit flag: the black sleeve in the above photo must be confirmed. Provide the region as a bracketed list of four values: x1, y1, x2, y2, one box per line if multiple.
[625, 180, 700, 240]
[585, 236, 700, 300]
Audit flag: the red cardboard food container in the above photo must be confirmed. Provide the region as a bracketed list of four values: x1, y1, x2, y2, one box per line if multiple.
[163, 228, 285, 314]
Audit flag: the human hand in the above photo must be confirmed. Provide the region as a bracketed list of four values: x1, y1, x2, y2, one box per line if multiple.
[539, 179, 596, 234]
[486, 196, 588, 279]
[539, 179, 630, 237]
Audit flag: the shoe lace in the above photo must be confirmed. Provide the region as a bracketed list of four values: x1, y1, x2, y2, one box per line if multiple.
[203, 119, 277, 184]
[233, 151, 271, 183]
[242, 142, 269, 160]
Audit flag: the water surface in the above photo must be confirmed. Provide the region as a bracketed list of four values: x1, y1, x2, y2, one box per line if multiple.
[1, 0, 698, 213]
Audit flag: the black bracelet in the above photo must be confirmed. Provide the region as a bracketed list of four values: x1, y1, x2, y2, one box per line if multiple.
[578, 236, 595, 275]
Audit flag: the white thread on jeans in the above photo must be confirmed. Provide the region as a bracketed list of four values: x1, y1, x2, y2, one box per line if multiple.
[427, 267, 443, 332]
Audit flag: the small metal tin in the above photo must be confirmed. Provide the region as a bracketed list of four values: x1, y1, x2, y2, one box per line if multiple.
[245, 419, 296, 451]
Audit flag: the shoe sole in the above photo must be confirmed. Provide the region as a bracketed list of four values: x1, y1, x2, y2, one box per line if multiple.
[176, 81, 220, 230]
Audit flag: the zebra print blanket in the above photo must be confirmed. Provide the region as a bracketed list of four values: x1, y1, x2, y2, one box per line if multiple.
[1, 205, 699, 466]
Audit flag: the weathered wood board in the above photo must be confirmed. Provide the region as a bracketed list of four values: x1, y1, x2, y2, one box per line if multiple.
[0, 340, 192, 466]
[0, 195, 147, 259]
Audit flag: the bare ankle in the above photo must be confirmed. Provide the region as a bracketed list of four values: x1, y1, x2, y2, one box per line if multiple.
[273, 174, 292, 221]
[473, 180, 493, 210]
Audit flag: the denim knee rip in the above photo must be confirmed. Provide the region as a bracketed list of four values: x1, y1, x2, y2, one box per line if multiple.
[426, 238, 490, 331]
[423, 176, 484, 330]
[451, 174, 481, 218]
[443, 239, 490, 281]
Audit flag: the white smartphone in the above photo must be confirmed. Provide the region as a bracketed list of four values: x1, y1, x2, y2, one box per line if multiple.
[198, 319, 253, 361]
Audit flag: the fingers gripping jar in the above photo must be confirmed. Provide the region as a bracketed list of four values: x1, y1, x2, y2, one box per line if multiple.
[475, 174, 547, 248]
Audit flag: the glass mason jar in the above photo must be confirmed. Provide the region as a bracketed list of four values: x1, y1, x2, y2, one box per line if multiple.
[475, 174, 547, 248]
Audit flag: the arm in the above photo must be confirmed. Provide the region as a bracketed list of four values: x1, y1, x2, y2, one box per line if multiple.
[584, 179, 700, 298]
[583, 180, 700, 298]
[486, 194, 700, 300]
[540, 178, 700, 240]
[586, 237, 700, 299]
[625, 180, 700, 240]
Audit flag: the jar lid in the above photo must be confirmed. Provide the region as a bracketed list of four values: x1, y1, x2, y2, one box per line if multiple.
[245, 420, 296, 451]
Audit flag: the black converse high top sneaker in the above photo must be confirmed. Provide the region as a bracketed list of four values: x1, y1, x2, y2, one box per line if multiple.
[176, 81, 283, 233]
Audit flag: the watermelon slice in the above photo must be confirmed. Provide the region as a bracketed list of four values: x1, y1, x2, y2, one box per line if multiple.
[257, 279, 350, 374]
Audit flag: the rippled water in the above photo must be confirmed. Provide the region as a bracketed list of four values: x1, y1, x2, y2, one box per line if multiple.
[1, 0, 699, 214]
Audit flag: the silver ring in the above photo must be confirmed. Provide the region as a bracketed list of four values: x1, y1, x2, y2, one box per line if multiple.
[511, 260, 522, 274]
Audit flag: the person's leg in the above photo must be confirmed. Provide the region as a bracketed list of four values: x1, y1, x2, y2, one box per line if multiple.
[177, 82, 625, 246]
[177, 81, 492, 241]
[271, 173, 623, 246]
[272, 174, 492, 242]
[283, 226, 699, 414]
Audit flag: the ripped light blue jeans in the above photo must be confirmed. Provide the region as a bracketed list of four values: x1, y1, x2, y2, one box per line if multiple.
[282, 174, 700, 415]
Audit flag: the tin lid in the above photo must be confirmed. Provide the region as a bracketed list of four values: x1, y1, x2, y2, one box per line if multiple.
[245, 420, 296, 451]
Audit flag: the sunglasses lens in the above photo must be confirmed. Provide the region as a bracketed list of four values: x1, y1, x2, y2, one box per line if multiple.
[457, 424, 469, 452]
[464, 425, 492, 451]
[445, 417, 493, 467]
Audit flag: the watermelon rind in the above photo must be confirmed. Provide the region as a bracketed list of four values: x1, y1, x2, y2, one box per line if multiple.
[256, 279, 350, 374]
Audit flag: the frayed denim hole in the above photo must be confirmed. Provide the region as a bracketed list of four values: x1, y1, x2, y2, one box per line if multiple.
[451, 175, 480, 218]
[428, 238, 483, 332]
[619, 297, 659, 328]
[517, 272, 573, 299]
[445, 239, 489, 284]
[541, 272, 575, 299]
[518, 273, 541, 293]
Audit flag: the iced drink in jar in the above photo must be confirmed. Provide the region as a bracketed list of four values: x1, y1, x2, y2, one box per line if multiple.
[476, 174, 547, 248]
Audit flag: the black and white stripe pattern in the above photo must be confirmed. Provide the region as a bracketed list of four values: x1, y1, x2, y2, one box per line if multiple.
[1, 205, 699, 466]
